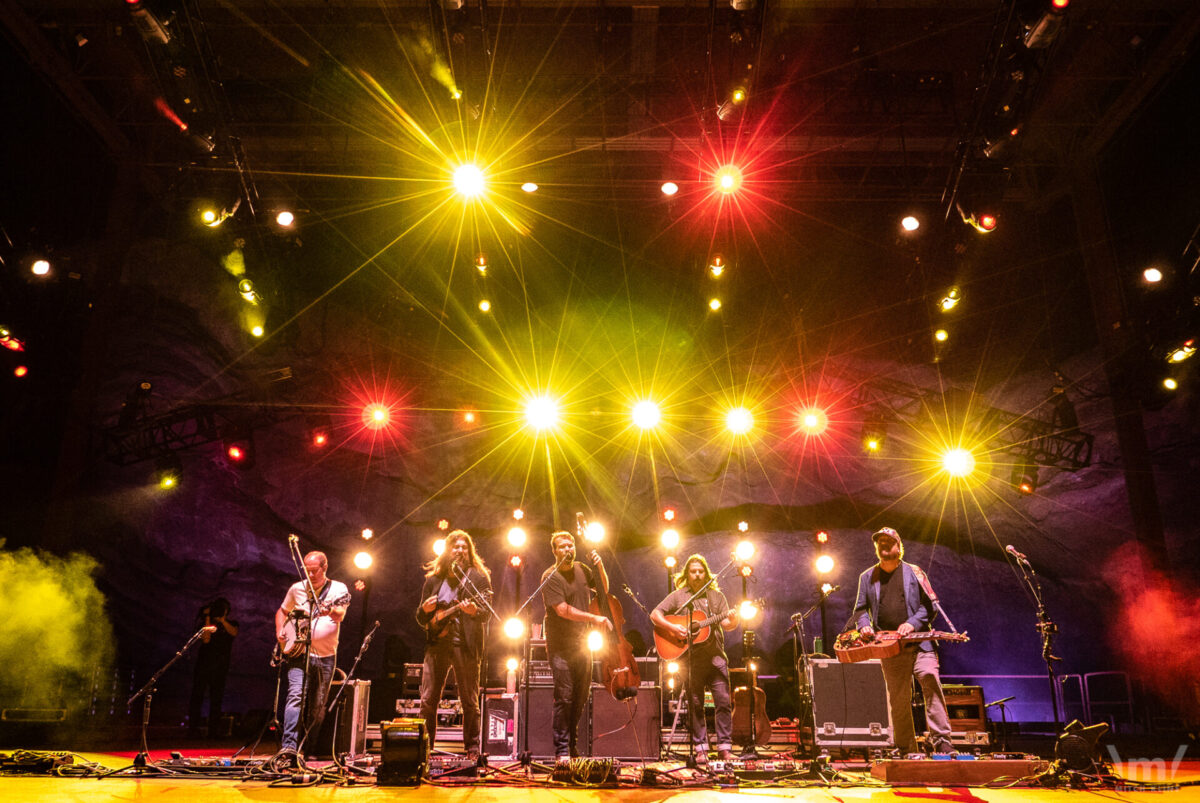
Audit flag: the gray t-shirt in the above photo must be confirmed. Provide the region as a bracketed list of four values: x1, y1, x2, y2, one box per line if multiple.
[654, 585, 731, 656]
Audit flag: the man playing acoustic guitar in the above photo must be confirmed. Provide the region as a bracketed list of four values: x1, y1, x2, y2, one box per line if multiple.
[852, 527, 953, 755]
[650, 553, 739, 764]
[416, 530, 493, 759]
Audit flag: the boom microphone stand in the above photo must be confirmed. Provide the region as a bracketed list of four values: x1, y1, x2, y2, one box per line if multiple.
[125, 624, 216, 772]
[1010, 546, 1062, 731]
[454, 562, 501, 769]
[513, 556, 566, 762]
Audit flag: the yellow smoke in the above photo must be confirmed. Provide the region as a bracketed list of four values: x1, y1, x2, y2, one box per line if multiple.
[0, 544, 114, 709]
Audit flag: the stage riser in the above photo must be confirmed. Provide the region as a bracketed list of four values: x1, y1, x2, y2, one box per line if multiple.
[871, 758, 1049, 784]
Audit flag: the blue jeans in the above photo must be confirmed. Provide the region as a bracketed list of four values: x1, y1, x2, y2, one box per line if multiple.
[281, 654, 335, 752]
[550, 651, 592, 757]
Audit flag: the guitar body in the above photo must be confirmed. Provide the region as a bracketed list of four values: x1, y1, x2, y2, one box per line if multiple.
[731, 685, 773, 746]
[652, 611, 713, 661]
[270, 591, 351, 667]
[834, 630, 970, 664]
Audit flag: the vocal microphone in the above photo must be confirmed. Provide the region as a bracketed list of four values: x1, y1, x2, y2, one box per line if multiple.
[288, 533, 299, 543]
[1005, 544, 1029, 562]
[201, 625, 218, 634]
[789, 612, 805, 621]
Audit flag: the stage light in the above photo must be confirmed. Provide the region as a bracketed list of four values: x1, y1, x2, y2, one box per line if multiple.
[478, 299, 491, 313]
[452, 164, 486, 198]
[820, 582, 834, 594]
[714, 165, 743, 194]
[475, 253, 488, 274]
[250, 326, 264, 337]
[312, 431, 328, 447]
[583, 522, 605, 543]
[661, 181, 679, 196]
[31, 259, 51, 277]
[739, 563, 753, 578]
[462, 411, 477, 425]
[737, 521, 749, 533]
[363, 403, 390, 429]
[734, 540, 754, 561]
[815, 554, 835, 574]
[708, 254, 725, 277]
[14, 366, 28, 378]
[934, 329, 949, 343]
[812, 530, 830, 546]
[507, 527, 527, 548]
[1163, 377, 1178, 391]
[940, 287, 961, 311]
[726, 407, 753, 434]
[958, 203, 997, 233]
[586, 630, 604, 652]
[662, 507, 676, 522]
[513, 508, 524, 520]
[226, 443, 246, 462]
[223, 428, 254, 468]
[1143, 267, 1163, 283]
[632, 400, 661, 430]
[739, 599, 759, 620]
[862, 418, 887, 452]
[521, 182, 538, 193]
[667, 661, 679, 675]
[153, 454, 182, 489]
[509, 554, 523, 569]
[199, 198, 240, 228]
[901, 216, 920, 232]
[238, 278, 259, 303]
[942, 448, 976, 477]
[503, 617, 525, 640]
[661, 529, 680, 550]
[797, 407, 828, 435]
[354, 551, 373, 570]
[523, 395, 559, 430]
[1167, 340, 1195, 363]
[1013, 463, 1038, 494]
[432, 538, 446, 556]
[275, 210, 295, 227]
[664, 555, 677, 569]
[437, 519, 450, 531]
[505, 657, 519, 673]
[708, 298, 723, 311]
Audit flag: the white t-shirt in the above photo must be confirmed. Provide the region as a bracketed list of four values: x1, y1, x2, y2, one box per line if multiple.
[280, 579, 350, 658]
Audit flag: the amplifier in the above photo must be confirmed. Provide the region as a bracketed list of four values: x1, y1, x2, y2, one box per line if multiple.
[528, 660, 552, 684]
[808, 658, 892, 749]
[590, 685, 660, 760]
[943, 685, 986, 732]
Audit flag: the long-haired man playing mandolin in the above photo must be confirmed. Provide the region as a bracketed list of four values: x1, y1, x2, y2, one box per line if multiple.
[853, 527, 953, 754]
[650, 553, 739, 764]
[540, 530, 612, 764]
[416, 530, 493, 759]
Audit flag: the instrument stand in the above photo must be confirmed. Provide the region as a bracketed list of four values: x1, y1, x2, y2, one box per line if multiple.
[788, 590, 830, 761]
[683, 599, 702, 769]
[1014, 555, 1063, 731]
[124, 625, 211, 773]
[738, 628, 761, 759]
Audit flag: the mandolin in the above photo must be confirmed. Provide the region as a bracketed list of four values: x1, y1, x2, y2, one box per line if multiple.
[427, 591, 492, 639]
[834, 629, 969, 664]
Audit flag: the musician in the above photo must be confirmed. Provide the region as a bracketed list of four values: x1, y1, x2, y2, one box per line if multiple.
[188, 597, 238, 738]
[275, 551, 350, 763]
[415, 530, 493, 758]
[853, 527, 953, 754]
[650, 554, 739, 763]
[540, 530, 612, 763]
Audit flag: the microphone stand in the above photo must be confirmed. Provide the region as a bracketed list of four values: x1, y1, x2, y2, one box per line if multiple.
[1013, 555, 1062, 731]
[514, 559, 565, 763]
[788, 586, 835, 765]
[985, 695, 1015, 753]
[325, 620, 381, 768]
[454, 562, 500, 770]
[125, 626, 214, 772]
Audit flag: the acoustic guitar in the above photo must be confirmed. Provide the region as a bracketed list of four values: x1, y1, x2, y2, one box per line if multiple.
[731, 630, 772, 746]
[653, 598, 765, 661]
[834, 629, 969, 664]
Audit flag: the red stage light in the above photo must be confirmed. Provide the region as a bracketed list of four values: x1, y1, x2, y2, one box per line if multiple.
[312, 432, 328, 447]
[662, 507, 676, 521]
[509, 554, 523, 569]
[1018, 480, 1035, 494]
[978, 213, 998, 232]
[814, 530, 830, 545]
[363, 403, 390, 429]
[227, 444, 245, 461]
[1051, 0, 1069, 8]
[14, 366, 28, 378]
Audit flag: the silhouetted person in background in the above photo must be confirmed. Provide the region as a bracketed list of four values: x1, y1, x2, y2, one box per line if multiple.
[189, 597, 238, 737]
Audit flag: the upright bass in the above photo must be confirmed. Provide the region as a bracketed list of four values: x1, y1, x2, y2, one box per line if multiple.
[584, 539, 641, 701]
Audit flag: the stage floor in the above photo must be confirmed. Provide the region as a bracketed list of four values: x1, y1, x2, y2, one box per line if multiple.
[2, 745, 1197, 802]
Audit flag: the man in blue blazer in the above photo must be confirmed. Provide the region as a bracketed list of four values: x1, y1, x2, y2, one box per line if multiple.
[853, 527, 953, 754]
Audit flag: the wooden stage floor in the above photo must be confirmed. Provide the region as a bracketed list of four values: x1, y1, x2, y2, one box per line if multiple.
[2, 745, 1197, 802]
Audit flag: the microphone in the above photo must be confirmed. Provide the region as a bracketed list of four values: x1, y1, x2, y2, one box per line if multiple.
[822, 584, 841, 597]
[1005, 544, 1029, 562]
[790, 612, 805, 621]
[202, 625, 218, 634]
[985, 695, 1016, 707]
[288, 533, 298, 542]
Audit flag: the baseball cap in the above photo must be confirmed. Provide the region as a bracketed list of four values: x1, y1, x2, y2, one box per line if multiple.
[871, 526, 901, 544]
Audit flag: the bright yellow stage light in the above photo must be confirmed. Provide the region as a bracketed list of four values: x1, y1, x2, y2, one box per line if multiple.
[513, 508, 524, 520]
[1167, 341, 1195, 363]
[31, 259, 51, 276]
[942, 448, 976, 477]
[726, 407, 753, 434]
[798, 407, 828, 435]
[521, 182, 539, 193]
[432, 538, 446, 556]
[708, 298, 723, 311]
[901, 215, 920, 232]
[250, 325, 264, 337]
[664, 555, 677, 568]
[452, 164, 486, 198]
[275, 210, 295, 227]
[940, 287, 961, 311]
[353, 551, 373, 570]
[934, 329, 949, 343]
[160, 475, 177, 489]
[815, 554, 835, 574]
[632, 400, 661, 430]
[1163, 377, 1178, 390]
[734, 540, 755, 561]
[739, 599, 759, 620]
[661, 528, 680, 550]
[587, 630, 605, 652]
[523, 396, 559, 430]
[667, 661, 679, 675]
[503, 617, 525, 640]
[505, 657, 519, 672]
[584, 522, 605, 543]
[507, 527, 527, 548]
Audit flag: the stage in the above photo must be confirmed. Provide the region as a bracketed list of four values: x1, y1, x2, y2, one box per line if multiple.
[3, 741, 1196, 801]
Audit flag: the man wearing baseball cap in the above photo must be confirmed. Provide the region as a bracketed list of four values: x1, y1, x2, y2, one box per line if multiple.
[852, 527, 953, 754]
